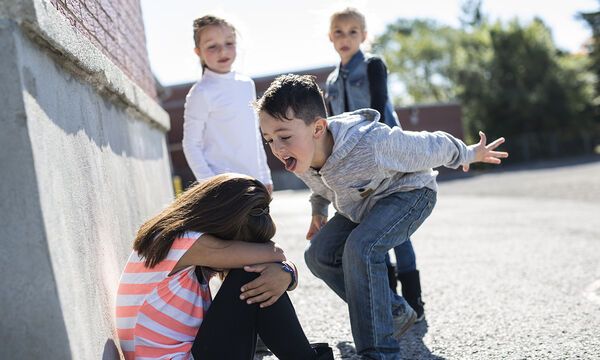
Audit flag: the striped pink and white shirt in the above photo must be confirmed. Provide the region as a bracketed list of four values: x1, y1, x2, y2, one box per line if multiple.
[116, 231, 211, 360]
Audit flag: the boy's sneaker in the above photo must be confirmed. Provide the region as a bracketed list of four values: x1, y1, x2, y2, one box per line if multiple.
[392, 305, 417, 340]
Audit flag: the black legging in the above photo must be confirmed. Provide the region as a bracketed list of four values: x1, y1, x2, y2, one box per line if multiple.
[191, 268, 317, 360]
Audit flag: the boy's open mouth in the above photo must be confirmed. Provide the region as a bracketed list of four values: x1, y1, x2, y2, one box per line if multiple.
[283, 156, 297, 172]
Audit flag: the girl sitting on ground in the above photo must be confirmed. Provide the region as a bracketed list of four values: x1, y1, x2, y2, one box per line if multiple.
[116, 173, 333, 359]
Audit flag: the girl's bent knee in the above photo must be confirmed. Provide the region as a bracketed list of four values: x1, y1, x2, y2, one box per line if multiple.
[224, 268, 259, 286]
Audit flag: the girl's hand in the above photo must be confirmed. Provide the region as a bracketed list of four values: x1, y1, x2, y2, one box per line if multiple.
[306, 215, 328, 240]
[240, 262, 291, 307]
[462, 131, 509, 172]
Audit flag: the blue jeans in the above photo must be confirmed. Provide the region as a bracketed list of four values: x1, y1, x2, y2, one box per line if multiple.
[305, 189, 436, 359]
[392, 240, 416, 274]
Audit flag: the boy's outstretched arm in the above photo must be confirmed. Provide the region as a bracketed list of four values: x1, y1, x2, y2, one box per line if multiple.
[462, 131, 509, 172]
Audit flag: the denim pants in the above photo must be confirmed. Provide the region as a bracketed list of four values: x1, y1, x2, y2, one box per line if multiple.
[305, 188, 436, 359]
[393, 240, 416, 274]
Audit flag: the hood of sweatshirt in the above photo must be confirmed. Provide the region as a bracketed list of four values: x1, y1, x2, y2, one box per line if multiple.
[322, 108, 381, 171]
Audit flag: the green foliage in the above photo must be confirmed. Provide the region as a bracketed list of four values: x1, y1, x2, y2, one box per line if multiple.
[373, 19, 462, 104]
[373, 13, 598, 160]
[579, 10, 600, 106]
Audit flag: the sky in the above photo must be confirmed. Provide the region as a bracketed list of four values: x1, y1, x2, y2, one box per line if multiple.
[141, 0, 599, 87]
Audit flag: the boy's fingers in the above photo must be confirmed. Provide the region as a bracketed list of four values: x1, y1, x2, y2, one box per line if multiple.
[486, 137, 505, 149]
[489, 150, 509, 158]
[484, 157, 502, 164]
[306, 229, 314, 240]
[479, 131, 487, 145]
[462, 164, 470, 172]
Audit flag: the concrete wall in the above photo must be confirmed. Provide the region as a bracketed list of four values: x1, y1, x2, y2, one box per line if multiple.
[0, 1, 172, 359]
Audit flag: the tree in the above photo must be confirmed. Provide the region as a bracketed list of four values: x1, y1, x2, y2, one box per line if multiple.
[459, 19, 595, 153]
[373, 19, 461, 104]
[374, 15, 597, 159]
[579, 7, 600, 110]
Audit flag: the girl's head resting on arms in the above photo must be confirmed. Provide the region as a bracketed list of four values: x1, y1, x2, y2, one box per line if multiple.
[134, 173, 275, 268]
[328, 8, 367, 65]
[193, 15, 237, 74]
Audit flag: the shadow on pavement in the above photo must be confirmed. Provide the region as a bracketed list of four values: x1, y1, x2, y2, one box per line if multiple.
[398, 320, 446, 360]
[332, 321, 445, 359]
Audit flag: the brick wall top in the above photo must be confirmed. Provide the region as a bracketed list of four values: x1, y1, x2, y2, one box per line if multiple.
[49, 0, 156, 98]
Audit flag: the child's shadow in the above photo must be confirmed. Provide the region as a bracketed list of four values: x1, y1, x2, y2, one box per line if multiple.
[336, 320, 446, 359]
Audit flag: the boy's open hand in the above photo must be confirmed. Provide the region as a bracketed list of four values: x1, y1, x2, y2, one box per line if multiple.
[462, 131, 509, 172]
[240, 262, 291, 307]
[306, 214, 328, 240]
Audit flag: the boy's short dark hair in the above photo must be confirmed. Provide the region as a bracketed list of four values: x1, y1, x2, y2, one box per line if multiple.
[255, 74, 328, 124]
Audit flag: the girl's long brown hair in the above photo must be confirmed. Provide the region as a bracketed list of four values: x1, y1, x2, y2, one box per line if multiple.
[134, 173, 275, 268]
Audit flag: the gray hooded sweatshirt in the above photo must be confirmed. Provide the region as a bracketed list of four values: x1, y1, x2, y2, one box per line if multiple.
[296, 109, 477, 223]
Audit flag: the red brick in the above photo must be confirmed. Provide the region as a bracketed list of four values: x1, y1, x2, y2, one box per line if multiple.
[47, 0, 157, 98]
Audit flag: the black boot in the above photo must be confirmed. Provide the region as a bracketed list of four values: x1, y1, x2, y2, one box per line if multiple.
[311, 343, 334, 360]
[398, 270, 425, 322]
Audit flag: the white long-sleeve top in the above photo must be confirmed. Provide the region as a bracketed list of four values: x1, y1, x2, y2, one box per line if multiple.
[182, 69, 272, 185]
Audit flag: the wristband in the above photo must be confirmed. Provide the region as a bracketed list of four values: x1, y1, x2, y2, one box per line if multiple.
[279, 261, 297, 291]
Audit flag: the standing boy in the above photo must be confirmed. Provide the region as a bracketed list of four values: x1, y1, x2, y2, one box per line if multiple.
[325, 7, 428, 318]
[255, 74, 508, 360]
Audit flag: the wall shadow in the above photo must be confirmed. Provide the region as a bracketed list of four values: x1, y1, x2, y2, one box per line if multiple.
[18, 28, 165, 161]
[102, 339, 119, 360]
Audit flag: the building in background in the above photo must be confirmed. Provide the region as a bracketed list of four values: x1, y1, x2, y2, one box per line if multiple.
[161, 67, 464, 190]
[0, 1, 171, 359]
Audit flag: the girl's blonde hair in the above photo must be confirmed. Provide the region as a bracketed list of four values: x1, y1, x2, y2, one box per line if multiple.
[329, 7, 367, 32]
[192, 15, 236, 72]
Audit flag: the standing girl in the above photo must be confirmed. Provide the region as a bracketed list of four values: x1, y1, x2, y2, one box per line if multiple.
[115, 173, 333, 359]
[183, 15, 273, 192]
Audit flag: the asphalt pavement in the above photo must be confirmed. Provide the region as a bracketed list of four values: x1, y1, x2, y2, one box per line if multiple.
[256, 157, 600, 359]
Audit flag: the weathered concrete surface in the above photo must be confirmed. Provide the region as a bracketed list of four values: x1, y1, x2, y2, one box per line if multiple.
[0, 2, 172, 358]
[258, 158, 600, 359]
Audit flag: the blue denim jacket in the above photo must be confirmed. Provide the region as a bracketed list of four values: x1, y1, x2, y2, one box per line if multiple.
[325, 50, 399, 128]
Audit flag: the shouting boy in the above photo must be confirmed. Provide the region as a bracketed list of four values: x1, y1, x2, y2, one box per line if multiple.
[255, 74, 508, 360]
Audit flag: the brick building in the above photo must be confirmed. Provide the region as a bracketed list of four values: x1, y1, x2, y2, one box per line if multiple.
[161, 67, 464, 190]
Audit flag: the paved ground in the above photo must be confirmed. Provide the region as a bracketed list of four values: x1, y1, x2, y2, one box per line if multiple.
[256, 157, 600, 360]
